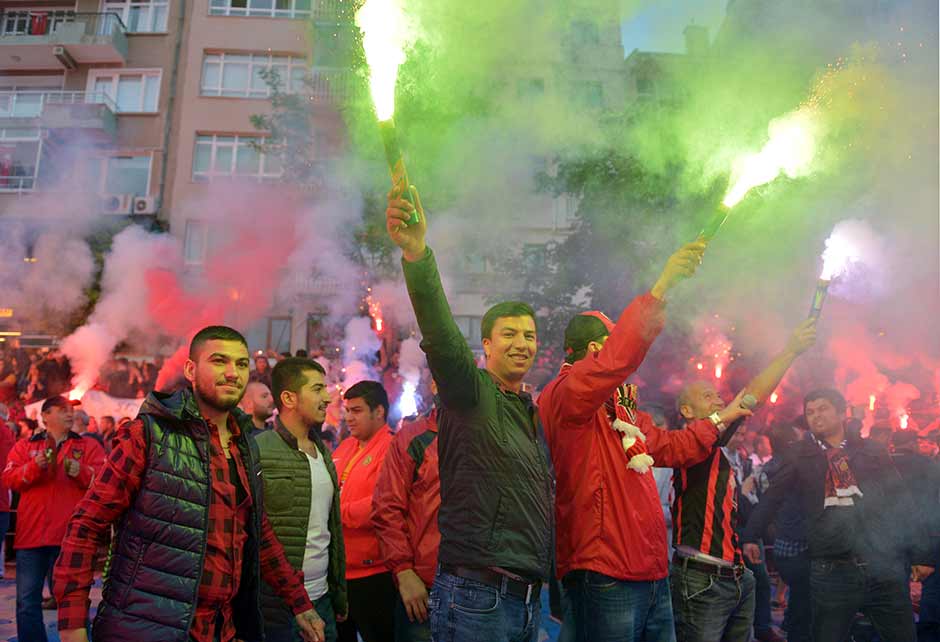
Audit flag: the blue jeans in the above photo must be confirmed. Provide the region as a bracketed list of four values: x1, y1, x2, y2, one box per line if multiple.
[744, 558, 772, 634]
[266, 593, 339, 642]
[670, 561, 755, 642]
[562, 570, 675, 642]
[16, 545, 60, 642]
[810, 558, 914, 642]
[429, 570, 541, 642]
[395, 597, 432, 642]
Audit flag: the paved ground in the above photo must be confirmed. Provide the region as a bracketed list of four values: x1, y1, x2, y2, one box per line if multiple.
[0, 560, 561, 642]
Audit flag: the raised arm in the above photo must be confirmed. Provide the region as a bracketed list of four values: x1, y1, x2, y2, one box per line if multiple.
[387, 180, 480, 409]
[546, 242, 705, 425]
[743, 319, 817, 403]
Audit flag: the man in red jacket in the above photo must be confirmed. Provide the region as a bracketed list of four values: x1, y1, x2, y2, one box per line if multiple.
[540, 242, 756, 642]
[333, 380, 396, 642]
[2, 395, 106, 642]
[372, 402, 440, 642]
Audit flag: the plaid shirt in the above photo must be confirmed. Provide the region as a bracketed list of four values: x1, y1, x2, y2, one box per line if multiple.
[773, 538, 810, 559]
[55, 414, 312, 641]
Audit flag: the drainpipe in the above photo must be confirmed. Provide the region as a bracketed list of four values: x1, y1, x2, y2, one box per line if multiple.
[155, 0, 185, 230]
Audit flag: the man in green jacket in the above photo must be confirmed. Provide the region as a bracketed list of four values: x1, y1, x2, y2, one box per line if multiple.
[386, 180, 553, 642]
[255, 357, 348, 642]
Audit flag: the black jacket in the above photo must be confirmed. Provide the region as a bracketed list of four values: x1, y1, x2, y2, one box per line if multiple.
[402, 249, 554, 581]
[93, 389, 267, 642]
[743, 434, 933, 578]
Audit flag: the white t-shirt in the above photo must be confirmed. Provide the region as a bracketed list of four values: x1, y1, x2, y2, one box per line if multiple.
[301, 449, 334, 601]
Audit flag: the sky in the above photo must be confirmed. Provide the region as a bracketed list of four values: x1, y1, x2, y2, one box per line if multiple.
[621, 0, 727, 55]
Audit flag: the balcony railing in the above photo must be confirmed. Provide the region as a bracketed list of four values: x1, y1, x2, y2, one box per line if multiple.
[0, 11, 127, 39]
[309, 67, 357, 104]
[0, 90, 117, 118]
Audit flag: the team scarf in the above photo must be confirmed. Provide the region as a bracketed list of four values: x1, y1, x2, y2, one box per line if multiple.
[815, 436, 863, 507]
[560, 363, 654, 474]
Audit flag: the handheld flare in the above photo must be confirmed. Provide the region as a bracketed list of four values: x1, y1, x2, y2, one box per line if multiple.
[378, 119, 419, 227]
[808, 278, 830, 320]
[698, 205, 731, 242]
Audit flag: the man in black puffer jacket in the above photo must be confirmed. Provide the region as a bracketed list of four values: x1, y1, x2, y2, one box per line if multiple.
[54, 326, 325, 642]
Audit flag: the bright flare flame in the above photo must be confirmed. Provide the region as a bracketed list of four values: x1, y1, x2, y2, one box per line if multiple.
[68, 388, 85, 401]
[722, 107, 821, 208]
[869, 394, 876, 411]
[819, 228, 862, 280]
[900, 412, 910, 430]
[714, 364, 723, 379]
[356, 0, 414, 121]
[398, 380, 418, 418]
[770, 392, 779, 404]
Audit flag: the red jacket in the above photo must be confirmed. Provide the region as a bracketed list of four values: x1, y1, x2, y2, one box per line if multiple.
[0, 423, 15, 512]
[372, 409, 440, 587]
[333, 425, 393, 579]
[2, 430, 105, 549]
[540, 293, 720, 581]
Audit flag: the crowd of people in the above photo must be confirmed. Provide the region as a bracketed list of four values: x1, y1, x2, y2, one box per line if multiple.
[0, 179, 937, 642]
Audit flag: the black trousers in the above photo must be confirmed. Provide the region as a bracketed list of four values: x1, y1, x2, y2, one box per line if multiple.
[810, 558, 915, 642]
[337, 571, 397, 642]
[775, 552, 812, 642]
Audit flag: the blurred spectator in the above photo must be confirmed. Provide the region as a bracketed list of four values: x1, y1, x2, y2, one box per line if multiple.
[98, 416, 116, 444]
[250, 351, 274, 389]
[0, 404, 15, 579]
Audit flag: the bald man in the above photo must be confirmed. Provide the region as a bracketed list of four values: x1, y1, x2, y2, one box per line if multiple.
[241, 382, 275, 437]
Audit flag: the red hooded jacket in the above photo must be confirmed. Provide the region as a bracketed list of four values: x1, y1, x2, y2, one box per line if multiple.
[372, 409, 440, 587]
[2, 430, 105, 549]
[0, 423, 14, 512]
[332, 425, 393, 579]
[539, 293, 720, 581]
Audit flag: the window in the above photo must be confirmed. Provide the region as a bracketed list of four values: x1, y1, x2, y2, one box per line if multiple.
[201, 53, 307, 97]
[89, 70, 160, 112]
[0, 128, 42, 192]
[571, 80, 604, 108]
[0, 10, 73, 36]
[183, 219, 207, 265]
[571, 20, 599, 46]
[636, 77, 656, 98]
[102, 0, 168, 32]
[522, 244, 547, 271]
[245, 317, 292, 353]
[105, 156, 150, 196]
[209, 0, 311, 19]
[192, 134, 282, 182]
[517, 78, 545, 99]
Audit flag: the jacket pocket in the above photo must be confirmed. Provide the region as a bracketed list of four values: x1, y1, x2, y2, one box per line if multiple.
[263, 475, 294, 515]
[593, 487, 605, 542]
[486, 492, 505, 550]
[118, 536, 148, 609]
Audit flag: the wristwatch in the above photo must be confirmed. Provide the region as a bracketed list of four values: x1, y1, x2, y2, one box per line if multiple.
[708, 412, 726, 432]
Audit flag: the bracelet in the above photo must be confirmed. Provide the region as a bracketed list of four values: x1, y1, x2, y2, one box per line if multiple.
[708, 412, 726, 432]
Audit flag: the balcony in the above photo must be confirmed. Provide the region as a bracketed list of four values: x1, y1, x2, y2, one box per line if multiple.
[308, 67, 357, 105]
[0, 12, 128, 71]
[0, 91, 117, 141]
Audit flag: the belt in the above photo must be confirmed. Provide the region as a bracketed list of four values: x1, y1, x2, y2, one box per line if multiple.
[674, 554, 745, 580]
[441, 564, 541, 603]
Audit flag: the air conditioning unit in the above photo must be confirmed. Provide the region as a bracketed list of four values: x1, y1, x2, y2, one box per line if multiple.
[132, 195, 157, 215]
[100, 193, 133, 215]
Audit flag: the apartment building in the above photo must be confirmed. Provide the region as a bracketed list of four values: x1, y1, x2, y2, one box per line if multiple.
[0, 0, 627, 353]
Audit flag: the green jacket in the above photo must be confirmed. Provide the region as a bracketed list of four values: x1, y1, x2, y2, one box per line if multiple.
[254, 419, 347, 630]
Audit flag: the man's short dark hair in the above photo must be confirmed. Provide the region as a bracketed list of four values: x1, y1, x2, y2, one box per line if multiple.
[481, 301, 537, 341]
[271, 357, 326, 410]
[768, 423, 799, 455]
[343, 380, 389, 419]
[189, 325, 248, 359]
[803, 388, 847, 416]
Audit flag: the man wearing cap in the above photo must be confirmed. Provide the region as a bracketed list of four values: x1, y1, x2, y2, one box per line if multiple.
[2, 395, 106, 642]
[540, 242, 755, 642]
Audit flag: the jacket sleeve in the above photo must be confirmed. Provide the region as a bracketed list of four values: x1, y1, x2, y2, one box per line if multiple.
[639, 411, 719, 469]
[259, 511, 315, 615]
[402, 249, 480, 409]
[1, 439, 49, 491]
[372, 426, 419, 576]
[742, 453, 798, 544]
[71, 438, 106, 489]
[545, 293, 665, 426]
[342, 494, 376, 530]
[55, 422, 148, 631]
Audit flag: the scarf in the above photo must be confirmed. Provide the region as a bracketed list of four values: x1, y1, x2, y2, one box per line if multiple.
[816, 437, 863, 507]
[560, 363, 653, 474]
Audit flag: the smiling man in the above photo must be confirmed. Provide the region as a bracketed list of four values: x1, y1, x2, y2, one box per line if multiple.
[53, 325, 325, 642]
[332, 380, 396, 642]
[386, 180, 553, 642]
[256, 358, 348, 642]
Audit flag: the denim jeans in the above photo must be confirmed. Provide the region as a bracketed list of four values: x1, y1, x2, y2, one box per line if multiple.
[774, 552, 812, 642]
[670, 560, 755, 642]
[810, 558, 915, 642]
[561, 570, 675, 642]
[16, 545, 60, 642]
[428, 570, 541, 642]
[395, 597, 432, 642]
[920, 567, 940, 642]
[744, 557, 772, 635]
[265, 593, 339, 642]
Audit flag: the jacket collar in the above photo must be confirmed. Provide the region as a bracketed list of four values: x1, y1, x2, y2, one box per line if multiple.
[29, 429, 82, 443]
[274, 416, 329, 452]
